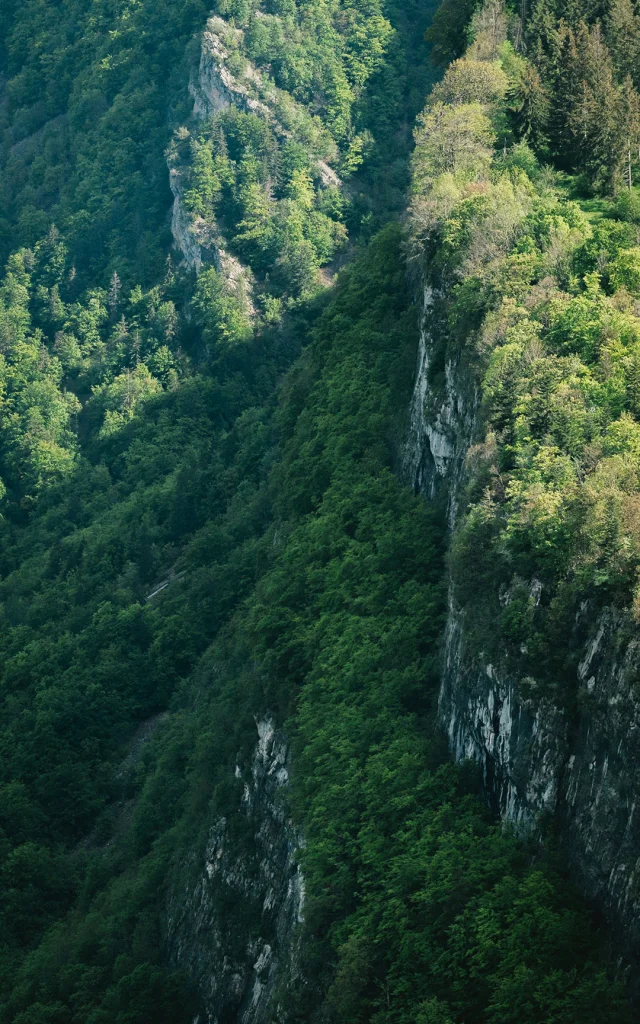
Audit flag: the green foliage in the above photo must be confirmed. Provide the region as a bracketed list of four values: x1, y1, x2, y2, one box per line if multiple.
[0, 0, 211, 285]
[170, 0, 442, 297]
[520, 2, 640, 193]
[166, 1, 394, 300]
[0, 224, 628, 1023]
[410, 0, 640, 696]
[426, 0, 480, 66]
[0, 1, 634, 1022]
[192, 267, 253, 352]
[0, 239, 191, 499]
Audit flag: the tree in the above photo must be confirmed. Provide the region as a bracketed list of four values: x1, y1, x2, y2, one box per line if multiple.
[91, 365, 162, 437]
[192, 268, 253, 354]
[606, 0, 640, 87]
[426, 0, 479, 66]
[544, 20, 639, 192]
[413, 102, 495, 190]
[507, 57, 551, 152]
[430, 58, 508, 107]
[610, 248, 640, 295]
[568, 24, 626, 191]
[468, 0, 508, 60]
[620, 77, 640, 190]
[108, 271, 122, 317]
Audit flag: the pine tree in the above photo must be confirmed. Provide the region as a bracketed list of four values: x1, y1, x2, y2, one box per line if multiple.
[544, 21, 581, 169]
[545, 21, 631, 192]
[512, 60, 551, 151]
[570, 24, 621, 189]
[625, 354, 640, 415]
[425, 0, 478, 66]
[620, 77, 640, 190]
[108, 271, 122, 317]
[606, 0, 640, 87]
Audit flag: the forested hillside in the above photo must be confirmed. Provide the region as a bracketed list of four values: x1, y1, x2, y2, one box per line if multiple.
[410, 0, 640, 699]
[0, 0, 639, 1021]
[408, 0, 640, 993]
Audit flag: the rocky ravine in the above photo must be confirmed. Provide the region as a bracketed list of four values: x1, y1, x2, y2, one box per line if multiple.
[406, 281, 640, 983]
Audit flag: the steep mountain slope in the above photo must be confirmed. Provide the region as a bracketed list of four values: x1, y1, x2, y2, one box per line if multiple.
[0, 0, 637, 1022]
[406, 0, 640, 989]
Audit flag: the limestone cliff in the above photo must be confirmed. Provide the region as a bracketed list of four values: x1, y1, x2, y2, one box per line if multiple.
[167, 14, 339, 290]
[167, 15, 258, 306]
[403, 285, 476, 516]
[406, 279, 640, 985]
[167, 718, 304, 1024]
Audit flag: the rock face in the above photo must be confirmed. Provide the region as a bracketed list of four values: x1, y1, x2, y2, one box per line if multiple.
[168, 15, 258, 304]
[562, 611, 640, 968]
[440, 606, 567, 828]
[170, 171, 206, 272]
[167, 718, 304, 1024]
[407, 281, 640, 982]
[188, 18, 272, 124]
[439, 601, 640, 982]
[168, 17, 236, 273]
[168, 15, 339, 286]
[403, 286, 475, 525]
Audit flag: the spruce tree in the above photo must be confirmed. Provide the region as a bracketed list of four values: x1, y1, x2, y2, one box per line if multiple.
[620, 77, 640, 190]
[606, 0, 640, 87]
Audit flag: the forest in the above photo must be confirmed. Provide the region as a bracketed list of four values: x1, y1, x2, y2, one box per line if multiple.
[0, 0, 639, 1021]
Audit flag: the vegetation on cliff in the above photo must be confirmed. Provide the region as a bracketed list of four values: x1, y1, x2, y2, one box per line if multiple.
[410, 0, 640, 697]
[0, 225, 630, 1024]
[0, 0, 637, 1021]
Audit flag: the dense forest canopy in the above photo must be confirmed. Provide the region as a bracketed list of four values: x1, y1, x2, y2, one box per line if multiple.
[0, 0, 638, 1021]
[410, 0, 640, 699]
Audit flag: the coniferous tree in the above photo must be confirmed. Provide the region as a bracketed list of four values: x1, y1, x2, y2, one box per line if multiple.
[605, 0, 640, 87]
[568, 24, 623, 191]
[620, 76, 640, 190]
[425, 0, 479, 65]
[510, 59, 551, 151]
[534, 18, 640, 192]
[544, 21, 581, 169]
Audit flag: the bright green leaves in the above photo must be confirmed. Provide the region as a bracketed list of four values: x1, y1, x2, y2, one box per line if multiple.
[610, 247, 640, 297]
[413, 102, 495, 189]
[183, 140, 233, 219]
[91, 366, 162, 438]
[192, 266, 252, 355]
[0, 240, 190, 502]
[178, 104, 348, 300]
[0, 257, 81, 496]
[430, 57, 508, 108]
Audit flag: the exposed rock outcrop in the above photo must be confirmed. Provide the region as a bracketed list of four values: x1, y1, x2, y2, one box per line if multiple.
[188, 18, 272, 124]
[167, 718, 304, 1024]
[404, 284, 476, 519]
[438, 598, 640, 983]
[168, 14, 339, 290]
[440, 604, 567, 828]
[407, 273, 640, 985]
[168, 16, 258, 304]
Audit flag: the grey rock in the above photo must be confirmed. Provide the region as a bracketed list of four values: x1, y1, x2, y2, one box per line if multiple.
[166, 717, 304, 1024]
[407, 274, 640, 983]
